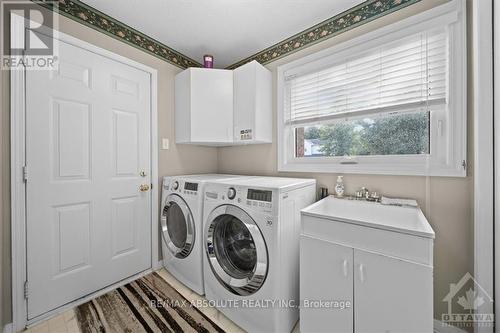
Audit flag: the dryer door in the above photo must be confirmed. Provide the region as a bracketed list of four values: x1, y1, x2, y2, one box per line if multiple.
[161, 194, 195, 258]
[205, 204, 268, 296]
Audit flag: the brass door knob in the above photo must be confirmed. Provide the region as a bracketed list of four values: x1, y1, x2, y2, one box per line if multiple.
[140, 184, 150, 192]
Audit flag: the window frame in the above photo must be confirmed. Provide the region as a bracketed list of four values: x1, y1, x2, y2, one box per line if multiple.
[277, 0, 466, 177]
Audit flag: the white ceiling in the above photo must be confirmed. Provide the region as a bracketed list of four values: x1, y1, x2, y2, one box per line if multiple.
[81, 0, 364, 68]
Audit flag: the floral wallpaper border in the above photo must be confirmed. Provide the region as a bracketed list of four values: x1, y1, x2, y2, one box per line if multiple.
[35, 0, 202, 69]
[225, 0, 421, 69]
[34, 0, 421, 70]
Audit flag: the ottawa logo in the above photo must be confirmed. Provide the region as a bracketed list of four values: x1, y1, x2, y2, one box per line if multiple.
[442, 272, 494, 329]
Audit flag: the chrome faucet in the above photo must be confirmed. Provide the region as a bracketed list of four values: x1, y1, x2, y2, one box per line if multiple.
[356, 187, 369, 199]
[355, 187, 380, 202]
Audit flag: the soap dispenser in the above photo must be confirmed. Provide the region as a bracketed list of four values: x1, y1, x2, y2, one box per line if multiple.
[334, 176, 345, 197]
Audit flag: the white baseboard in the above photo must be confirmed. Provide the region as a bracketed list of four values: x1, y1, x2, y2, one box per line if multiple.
[3, 323, 13, 333]
[434, 319, 468, 333]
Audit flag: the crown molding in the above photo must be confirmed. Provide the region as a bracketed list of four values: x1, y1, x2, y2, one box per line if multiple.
[33, 0, 421, 70]
[35, 0, 202, 69]
[226, 0, 421, 69]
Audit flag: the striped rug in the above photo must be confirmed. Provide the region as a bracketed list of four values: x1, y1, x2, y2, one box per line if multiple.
[75, 272, 225, 333]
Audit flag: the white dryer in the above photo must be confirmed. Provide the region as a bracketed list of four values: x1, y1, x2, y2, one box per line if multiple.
[160, 174, 249, 295]
[202, 177, 316, 333]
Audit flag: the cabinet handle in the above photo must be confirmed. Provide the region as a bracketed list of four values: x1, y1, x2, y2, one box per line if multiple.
[342, 260, 348, 278]
[359, 264, 365, 283]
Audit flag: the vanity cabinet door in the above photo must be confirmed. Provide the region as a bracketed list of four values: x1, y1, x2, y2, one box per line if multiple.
[300, 236, 354, 333]
[354, 249, 433, 333]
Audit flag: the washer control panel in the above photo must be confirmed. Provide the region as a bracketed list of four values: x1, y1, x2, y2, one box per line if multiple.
[246, 188, 273, 210]
[227, 187, 237, 200]
[205, 185, 274, 213]
[164, 179, 198, 196]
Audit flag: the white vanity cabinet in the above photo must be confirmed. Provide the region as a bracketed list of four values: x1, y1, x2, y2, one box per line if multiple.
[300, 236, 354, 333]
[300, 197, 435, 333]
[353, 248, 433, 333]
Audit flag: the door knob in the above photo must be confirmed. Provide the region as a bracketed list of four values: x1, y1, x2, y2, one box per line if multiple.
[139, 184, 150, 192]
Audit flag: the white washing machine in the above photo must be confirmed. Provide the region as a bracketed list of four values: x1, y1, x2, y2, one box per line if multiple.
[161, 174, 250, 295]
[202, 177, 316, 333]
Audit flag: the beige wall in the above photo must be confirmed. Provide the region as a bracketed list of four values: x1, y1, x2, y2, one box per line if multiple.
[217, 0, 474, 323]
[0, 11, 219, 327]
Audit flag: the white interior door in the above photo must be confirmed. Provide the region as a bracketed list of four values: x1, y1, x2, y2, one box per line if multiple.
[353, 249, 433, 333]
[25, 38, 152, 319]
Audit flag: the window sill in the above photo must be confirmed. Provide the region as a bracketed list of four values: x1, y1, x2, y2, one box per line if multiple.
[278, 160, 466, 177]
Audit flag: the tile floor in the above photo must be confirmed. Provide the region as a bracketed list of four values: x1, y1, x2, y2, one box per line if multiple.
[21, 268, 301, 333]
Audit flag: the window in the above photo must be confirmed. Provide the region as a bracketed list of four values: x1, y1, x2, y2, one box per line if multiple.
[277, 0, 466, 176]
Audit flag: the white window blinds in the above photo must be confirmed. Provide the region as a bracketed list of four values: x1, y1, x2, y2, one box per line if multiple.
[284, 28, 448, 126]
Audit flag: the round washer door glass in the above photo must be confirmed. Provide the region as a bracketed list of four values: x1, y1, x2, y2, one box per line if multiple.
[206, 205, 268, 296]
[161, 194, 195, 258]
[214, 215, 256, 278]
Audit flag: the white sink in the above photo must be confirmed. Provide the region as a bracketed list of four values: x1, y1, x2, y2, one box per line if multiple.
[301, 196, 435, 238]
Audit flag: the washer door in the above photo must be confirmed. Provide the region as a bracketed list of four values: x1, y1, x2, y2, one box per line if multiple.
[205, 205, 268, 296]
[161, 194, 195, 258]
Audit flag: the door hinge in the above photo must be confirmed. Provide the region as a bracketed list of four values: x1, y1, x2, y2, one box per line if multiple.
[22, 165, 28, 182]
[24, 281, 29, 299]
[462, 160, 467, 170]
[151, 183, 153, 190]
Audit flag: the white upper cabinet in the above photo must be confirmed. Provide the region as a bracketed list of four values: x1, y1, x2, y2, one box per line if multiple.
[175, 61, 272, 146]
[233, 60, 272, 144]
[175, 68, 233, 145]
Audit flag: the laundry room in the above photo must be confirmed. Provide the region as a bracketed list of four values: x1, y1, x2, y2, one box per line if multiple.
[0, 0, 495, 332]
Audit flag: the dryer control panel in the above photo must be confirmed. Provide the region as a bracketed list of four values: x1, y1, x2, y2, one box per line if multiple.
[164, 179, 199, 196]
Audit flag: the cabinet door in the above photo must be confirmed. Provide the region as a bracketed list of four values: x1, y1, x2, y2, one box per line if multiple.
[233, 61, 256, 142]
[354, 249, 433, 333]
[233, 61, 272, 143]
[191, 69, 233, 142]
[300, 236, 354, 333]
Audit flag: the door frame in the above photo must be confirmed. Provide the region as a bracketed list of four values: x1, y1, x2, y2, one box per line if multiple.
[472, 0, 495, 333]
[10, 13, 159, 331]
